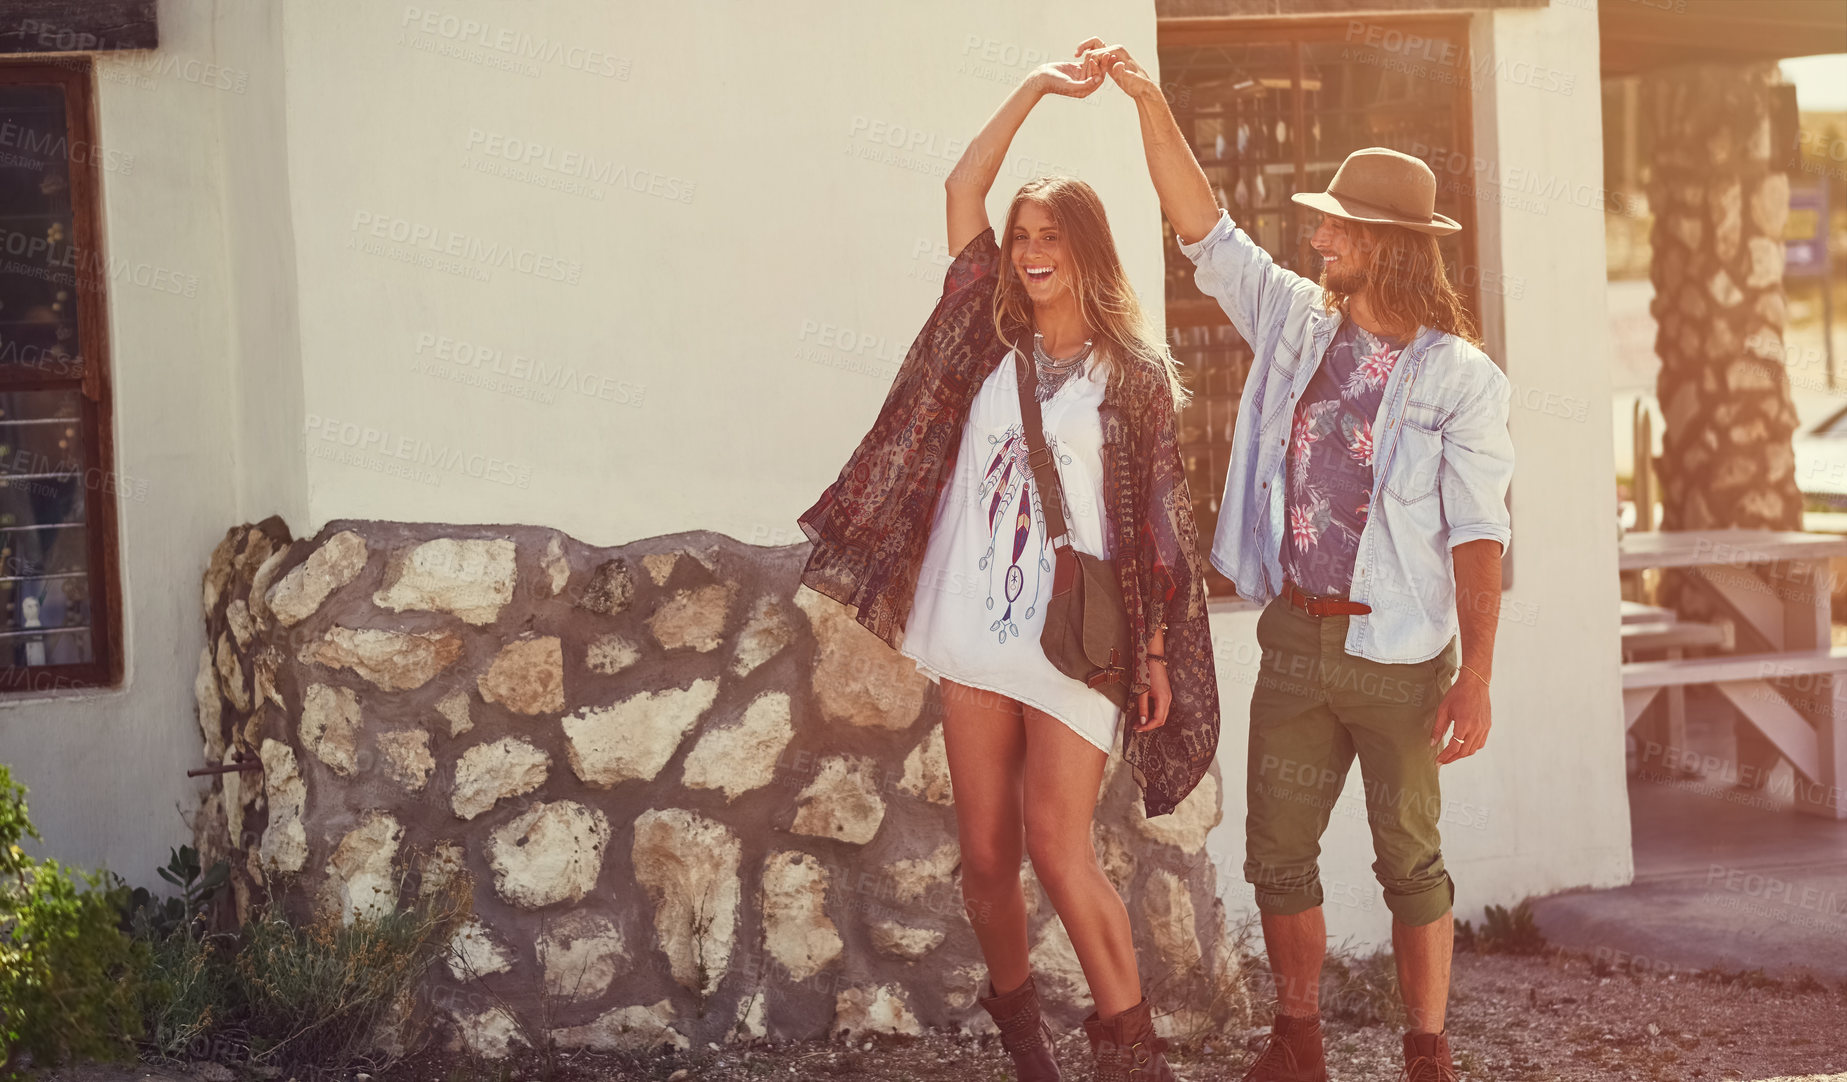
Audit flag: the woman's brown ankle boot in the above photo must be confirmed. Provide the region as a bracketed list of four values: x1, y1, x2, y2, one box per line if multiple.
[977, 974, 1064, 1081]
[1080, 996, 1176, 1082]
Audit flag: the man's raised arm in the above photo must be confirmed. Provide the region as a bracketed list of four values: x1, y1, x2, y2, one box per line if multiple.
[1077, 38, 1326, 351]
[1076, 38, 1219, 243]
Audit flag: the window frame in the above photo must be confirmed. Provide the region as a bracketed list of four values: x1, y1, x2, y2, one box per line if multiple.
[0, 57, 123, 693]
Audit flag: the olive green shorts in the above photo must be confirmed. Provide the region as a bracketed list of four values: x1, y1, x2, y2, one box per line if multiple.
[1245, 596, 1460, 927]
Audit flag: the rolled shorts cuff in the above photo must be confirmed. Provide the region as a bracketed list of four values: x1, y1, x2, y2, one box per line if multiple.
[1382, 872, 1455, 926]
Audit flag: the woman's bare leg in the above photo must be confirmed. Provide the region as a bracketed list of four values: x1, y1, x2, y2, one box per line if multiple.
[1021, 708, 1141, 1018]
[939, 678, 1031, 993]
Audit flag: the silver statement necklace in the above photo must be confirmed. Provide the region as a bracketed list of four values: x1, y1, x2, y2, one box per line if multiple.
[1032, 332, 1095, 403]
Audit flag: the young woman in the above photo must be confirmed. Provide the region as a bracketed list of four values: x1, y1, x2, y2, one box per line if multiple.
[798, 59, 1220, 1082]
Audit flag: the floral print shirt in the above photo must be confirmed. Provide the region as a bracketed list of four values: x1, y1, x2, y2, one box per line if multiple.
[1281, 321, 1410, 596]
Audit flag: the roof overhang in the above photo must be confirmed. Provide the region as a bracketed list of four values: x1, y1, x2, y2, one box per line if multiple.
[1599, 0, 1844, 77]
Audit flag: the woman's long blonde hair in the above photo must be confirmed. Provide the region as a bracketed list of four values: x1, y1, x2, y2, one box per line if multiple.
[992, 177, 1190, 410]
[1318, 219, 1483, 347]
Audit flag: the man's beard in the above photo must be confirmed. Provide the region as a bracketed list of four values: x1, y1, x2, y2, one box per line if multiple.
[1325, 263, 1368, 295]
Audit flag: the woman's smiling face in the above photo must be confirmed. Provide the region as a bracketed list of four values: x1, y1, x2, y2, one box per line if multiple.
[1010, 199, 1068, 303]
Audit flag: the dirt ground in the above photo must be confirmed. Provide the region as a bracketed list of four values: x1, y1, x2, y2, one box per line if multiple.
[26, 951, 1847, 1082]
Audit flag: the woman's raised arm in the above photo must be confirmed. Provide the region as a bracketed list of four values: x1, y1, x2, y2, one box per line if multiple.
[944, 61, 1103, 255]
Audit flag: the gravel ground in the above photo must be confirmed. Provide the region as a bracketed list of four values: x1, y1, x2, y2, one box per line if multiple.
[26, 951, 1847, 1082]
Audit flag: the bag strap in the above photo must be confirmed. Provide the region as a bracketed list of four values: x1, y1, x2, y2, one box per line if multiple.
[1012, 350, 1071, 548]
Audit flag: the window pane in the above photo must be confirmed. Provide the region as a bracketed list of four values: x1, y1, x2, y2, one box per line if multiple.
[0, 388, 91, 666]
[0, 84, 81, 379]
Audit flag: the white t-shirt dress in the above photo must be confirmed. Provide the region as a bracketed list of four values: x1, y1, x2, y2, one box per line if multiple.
[900, 350, 1124, 755]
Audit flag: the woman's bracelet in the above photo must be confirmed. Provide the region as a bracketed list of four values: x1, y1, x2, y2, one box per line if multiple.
[1146, 652, 1166, 662]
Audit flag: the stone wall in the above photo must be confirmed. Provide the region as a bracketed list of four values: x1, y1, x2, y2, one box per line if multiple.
[191, 518, 1244, 1058]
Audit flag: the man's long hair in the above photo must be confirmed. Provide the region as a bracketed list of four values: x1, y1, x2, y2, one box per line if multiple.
[992, 176, 1190, 409]
[1318, 219, 1483, 347]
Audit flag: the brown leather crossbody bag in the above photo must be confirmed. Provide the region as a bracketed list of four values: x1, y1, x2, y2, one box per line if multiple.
[1011, 351, 1133, 710]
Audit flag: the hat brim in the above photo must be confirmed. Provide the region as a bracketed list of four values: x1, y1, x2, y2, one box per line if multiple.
[1290, 190, 1460, 237]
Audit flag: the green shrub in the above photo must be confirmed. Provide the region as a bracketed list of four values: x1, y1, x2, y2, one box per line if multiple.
[122, 845, 229, 942]
[1455, 900, 1548, 956]
[127, 851, 469, 1071]
[123, 847, 235, 1062]
[135, 924, 230, 1060]
[1319, 946, 1403, 1028]
[3, 762, 471, 1076]
[0, 765, 143, 1076]
[229, 868, 471, 1070]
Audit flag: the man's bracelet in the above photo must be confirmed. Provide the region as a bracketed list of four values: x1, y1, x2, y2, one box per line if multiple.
[1459, 663, 1491, 686]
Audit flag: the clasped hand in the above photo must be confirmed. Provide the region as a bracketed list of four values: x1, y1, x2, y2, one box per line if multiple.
[1030, 38, 1162, 104]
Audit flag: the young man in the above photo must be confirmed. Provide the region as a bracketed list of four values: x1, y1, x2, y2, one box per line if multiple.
[1077, 41, 1515, 1082]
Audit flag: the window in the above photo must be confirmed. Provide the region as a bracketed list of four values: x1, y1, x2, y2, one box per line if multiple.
[1158, 18, 1480, 598]
[0, 61, 122, 690]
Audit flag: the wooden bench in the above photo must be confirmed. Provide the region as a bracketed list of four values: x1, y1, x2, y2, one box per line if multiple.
[1621, 620, 1728, 655]
[1621, 600, 1679, 626]
[1620, 617, 1728, 774]
[1621, 647, 1847, 819]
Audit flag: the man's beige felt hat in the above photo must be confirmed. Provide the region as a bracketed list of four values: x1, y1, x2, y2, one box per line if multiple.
[1289, 146, 1461, 237]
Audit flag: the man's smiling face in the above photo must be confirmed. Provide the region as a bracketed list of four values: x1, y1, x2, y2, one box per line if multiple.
[1310, 212, 1370, 294]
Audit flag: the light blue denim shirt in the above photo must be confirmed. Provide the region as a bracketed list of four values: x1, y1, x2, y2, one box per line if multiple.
[1178, 209, 1514, 664]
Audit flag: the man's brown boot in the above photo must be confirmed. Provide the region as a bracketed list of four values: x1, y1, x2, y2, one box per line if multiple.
[977, 974, 1064, 1082]
[1080, 996, 1176, 1082]
[1401, 1030, 1457, 1082]
[1240, 1012, 1329, 1082]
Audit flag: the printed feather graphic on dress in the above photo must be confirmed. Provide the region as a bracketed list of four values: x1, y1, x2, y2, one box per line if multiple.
[977, 425, 1059, 644]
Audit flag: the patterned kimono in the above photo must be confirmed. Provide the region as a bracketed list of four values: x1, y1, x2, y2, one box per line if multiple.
[797, 227, 1219, 817]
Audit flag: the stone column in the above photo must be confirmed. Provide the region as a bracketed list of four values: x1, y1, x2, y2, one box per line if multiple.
[1645, 61, 1799, 531]
[1642, 61, 1798, 783]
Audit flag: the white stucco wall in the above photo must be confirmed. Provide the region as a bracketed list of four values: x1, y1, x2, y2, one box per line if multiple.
[1201, 0, 1632, 949]
[0, 0, 303, 885]
[276, 1, 1165, 549]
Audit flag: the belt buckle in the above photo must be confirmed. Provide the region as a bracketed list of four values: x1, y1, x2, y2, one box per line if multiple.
[1292, 582, 1341, 618]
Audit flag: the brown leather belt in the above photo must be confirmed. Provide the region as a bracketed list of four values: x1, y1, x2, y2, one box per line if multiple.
[1281, 578, 1373, 617]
